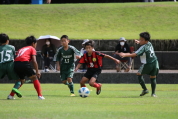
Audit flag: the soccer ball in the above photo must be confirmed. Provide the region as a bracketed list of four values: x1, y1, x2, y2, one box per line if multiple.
[78, 87, 90, 98]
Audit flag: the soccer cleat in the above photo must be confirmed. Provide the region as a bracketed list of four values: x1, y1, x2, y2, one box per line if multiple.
[38, 96, 45, 100]
[140, 90, 149, 96]
[12, 88, 22, 98]
[70, 93, 75, 97]
[25, 80, 32, 83]
[7, 95, 15, 100]
[151, 94, 157, 97]
[96, 83, 102, 95]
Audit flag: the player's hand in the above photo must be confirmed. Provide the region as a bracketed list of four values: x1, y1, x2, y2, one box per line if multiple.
[74, 68, 78, 72]
[115, 59, 120, 64]
[134, 39, 140, 44]
[36, 72, 41, 79]
[56, 67, 60, 71]
[118, 52, 125, 58]
[76, 55, 81, 59]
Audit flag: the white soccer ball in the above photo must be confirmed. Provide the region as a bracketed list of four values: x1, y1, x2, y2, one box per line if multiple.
[78, 87, 90, 98]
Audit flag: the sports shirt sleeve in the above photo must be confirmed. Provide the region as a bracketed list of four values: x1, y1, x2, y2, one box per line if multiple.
[31, 47, 36, 56]
[53, 48, 61, 62]
[135, 45, 145, 56]
[79, 55, 85, 64]
[11, 45, 16, 57]
[96, 52, 105, 58]
[70, 46, 82, 56]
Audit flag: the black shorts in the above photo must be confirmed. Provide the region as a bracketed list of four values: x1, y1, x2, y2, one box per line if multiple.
[84, 68, 102, 80]
[14, 61, 35, 79]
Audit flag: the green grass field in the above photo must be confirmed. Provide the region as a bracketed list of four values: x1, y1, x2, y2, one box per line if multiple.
[0, 2, 178, 39]
[0, 84, 178, 119]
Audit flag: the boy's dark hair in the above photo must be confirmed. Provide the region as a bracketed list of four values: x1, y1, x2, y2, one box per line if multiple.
[0, 33, 9, 44]
[25, 35, 37, 45]
[84, 40, 94, 47]
[139, 32, 150, 41]
[60, 35, 69, 40]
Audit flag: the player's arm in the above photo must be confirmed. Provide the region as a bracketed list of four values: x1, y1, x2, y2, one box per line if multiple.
[104, 55, 120, 64]
[53, 48, 61, 71]
[135, 39, 140, 44]
[72, 46, 82, 59]
[56, 61, 60, 71]
[32, 55, 41, 78]
[75, 63, 82, 72]
[118, 53, 137, 58]
[75, 55, 85, 71]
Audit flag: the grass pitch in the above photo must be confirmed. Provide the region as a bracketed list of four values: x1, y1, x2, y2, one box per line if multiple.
[0, 2, 178, 39]
[0, 84, 178, 119]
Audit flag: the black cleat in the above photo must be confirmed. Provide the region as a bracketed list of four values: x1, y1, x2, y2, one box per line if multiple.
[140, 90, 149, 96]
[96, 83, 102, 95]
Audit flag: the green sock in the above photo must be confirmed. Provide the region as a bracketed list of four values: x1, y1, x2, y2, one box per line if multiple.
[68, 82, 74, 94]
[14, 81, 21, 89]
[138, 75, 147, 91]
[150, 78, 156, 94]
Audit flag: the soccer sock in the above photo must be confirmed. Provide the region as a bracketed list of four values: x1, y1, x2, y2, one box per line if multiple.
[14, 81, 21, 89]
[93, 83, 99, 88]
[150, 78, 156, 94]
[68, 82, 74, 94]
[33, 79, 42, 96]
[10, 81, 22, 96]
[80, 84, 86, 87]
[138, 75, 147, 91]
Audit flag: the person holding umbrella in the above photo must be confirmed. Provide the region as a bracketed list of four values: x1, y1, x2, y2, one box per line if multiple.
[37, 35, 60, 72]
[41, 38, 56, 72]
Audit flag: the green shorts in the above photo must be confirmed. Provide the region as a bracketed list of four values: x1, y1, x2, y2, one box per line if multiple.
[138, 60, 159, 76]
[0, 61, 19, 80]
[60, 65, 75, 81]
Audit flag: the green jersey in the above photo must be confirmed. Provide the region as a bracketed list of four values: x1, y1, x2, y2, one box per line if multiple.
[0, 45, 15, 63]
[53, 45, 82, 66]
[135, 42, 157, 64]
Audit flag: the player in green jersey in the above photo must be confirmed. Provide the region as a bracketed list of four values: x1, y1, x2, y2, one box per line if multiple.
[53, 35, 82, 96]
[119, 32, 159, 97]
[0, 33, 22, 99]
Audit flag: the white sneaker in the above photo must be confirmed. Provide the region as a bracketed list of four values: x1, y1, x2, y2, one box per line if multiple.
[46, 69, 50, 72]
[7, 95, 15, 100]
[38, 96, 45, 100]
[151, 94, 157, 97]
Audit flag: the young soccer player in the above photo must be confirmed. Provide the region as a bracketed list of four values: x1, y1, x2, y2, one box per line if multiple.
[8, 35, 45, 100]
[0, 33, 22, 99]
[119, 32, 159, 97]
[53, 35, 82, 96]
[75, 40, 120, 95]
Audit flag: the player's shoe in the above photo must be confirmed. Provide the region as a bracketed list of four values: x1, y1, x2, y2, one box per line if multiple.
[38, 96, 45, 100]
[70, 93, 75, 96]
[96, 83, 102, 95]
[140, 90, 149, 96]
[12, 88, 22, 98]
[151, 94, 157, 97]
[7, 95, 15, 100]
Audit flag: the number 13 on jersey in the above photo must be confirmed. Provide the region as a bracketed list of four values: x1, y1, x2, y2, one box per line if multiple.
[64, 59, 69, 63]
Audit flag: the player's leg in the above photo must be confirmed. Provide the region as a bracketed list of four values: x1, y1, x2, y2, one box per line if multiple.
[29, 75, 44, 99]
[80, 77, 89, 87]
[89, 77, 102, 95]
[67, 77, 75, 96]
[5, 62, 22, 99]
[150, 75, 157, 97]
[137, 64, 149, 96]
[149, 60, 159, 97]
[8, 79, 25, 99]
